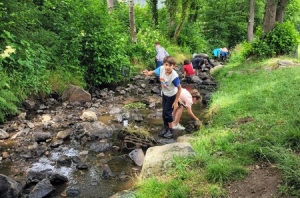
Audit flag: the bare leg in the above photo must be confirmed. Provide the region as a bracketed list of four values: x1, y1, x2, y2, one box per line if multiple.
[173, 106, 184, 126]
[168, 121, 174, 129]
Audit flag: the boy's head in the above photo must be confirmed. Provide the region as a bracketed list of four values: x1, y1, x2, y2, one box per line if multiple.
[184, 59, 190, 65]
[163, 56, 176, 74]
[163, 56, 176, 65]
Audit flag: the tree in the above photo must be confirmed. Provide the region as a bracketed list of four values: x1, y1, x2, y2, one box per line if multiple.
[262, 0, 290, 33]
[165, 0, 179, 37]
[188, 1, 201, 22]
[173, 0, 191, 40]
[247, 0, 255, 41]
[147, 0, 158, 27]
[276, 0, 289, 23]
[107, 0, 114, 12]
[129, 0, 137, 43]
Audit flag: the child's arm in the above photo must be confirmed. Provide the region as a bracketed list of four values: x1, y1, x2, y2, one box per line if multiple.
[172, 84, 182, 109]
[186, 107, 199, 121]
[183, 70, 187, 79]
[142, 70, 154, 76]
[142, 67, 160, 76]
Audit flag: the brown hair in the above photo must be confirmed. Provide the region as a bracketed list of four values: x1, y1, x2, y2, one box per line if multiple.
[190, 89, 202, 100]
[163, 56, 176, 66]
[183, 59, 190, 65]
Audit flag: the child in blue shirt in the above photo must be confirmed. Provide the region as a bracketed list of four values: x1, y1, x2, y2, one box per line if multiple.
[143, 56, 182, 138]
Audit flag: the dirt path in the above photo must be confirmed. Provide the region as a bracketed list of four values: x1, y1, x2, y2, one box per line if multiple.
[225, 162, 291, 198]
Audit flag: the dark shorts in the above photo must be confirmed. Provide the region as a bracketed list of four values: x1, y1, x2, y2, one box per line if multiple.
[162, 94, 176, 125]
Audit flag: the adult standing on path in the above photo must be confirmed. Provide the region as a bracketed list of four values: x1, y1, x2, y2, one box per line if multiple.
[155, 41, 169, 68]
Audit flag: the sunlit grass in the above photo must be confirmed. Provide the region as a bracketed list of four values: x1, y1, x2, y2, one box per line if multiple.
[135, 55, 300, 197]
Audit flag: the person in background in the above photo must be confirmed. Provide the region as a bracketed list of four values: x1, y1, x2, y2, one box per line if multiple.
[193, 53, 215, 67]
[173, 88, 202, 130]
[183, 59, 195, 83]
[212, 48, 221, 61]
[220, 47, 229, 62]
[191, 56, 207, 75]
[155, 41, 169, 68]
[142, 56, 182, 139]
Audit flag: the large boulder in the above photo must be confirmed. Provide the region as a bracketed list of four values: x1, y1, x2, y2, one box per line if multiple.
[62, 85, 91, 103]
[79, 121, 114, 139]
[140, 142, 196, 179]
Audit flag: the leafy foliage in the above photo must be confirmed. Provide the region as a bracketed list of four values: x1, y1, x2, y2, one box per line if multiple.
[0, 71, 19, 123]
[251, 22, 300, 58]
[78, 0, 132, 86]
[177, 21, 210, 54]
[0, 31, 51, 98]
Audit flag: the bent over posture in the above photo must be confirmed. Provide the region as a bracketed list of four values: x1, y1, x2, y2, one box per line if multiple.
[173, 88, 201, 130]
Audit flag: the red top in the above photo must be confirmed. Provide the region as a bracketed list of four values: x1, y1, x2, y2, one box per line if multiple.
[183, 63, 195, 76]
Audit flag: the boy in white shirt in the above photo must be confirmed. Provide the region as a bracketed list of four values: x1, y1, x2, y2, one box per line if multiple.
[143, 56, 182, 138]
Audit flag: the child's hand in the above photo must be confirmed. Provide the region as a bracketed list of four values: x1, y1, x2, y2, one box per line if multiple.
[142, 70, 149, 76]
[172, 102, 178, 109]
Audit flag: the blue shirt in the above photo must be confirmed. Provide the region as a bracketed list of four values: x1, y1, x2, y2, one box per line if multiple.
[212, 48, 221, 57]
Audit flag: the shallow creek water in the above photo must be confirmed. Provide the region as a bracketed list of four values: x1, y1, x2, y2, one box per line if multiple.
[0, 82, 212, 198]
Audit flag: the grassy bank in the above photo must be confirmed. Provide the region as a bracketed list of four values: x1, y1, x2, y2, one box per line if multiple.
[135, 56, 300, 197]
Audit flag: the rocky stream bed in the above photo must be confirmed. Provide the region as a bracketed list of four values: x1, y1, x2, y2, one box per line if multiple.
[0, 65, 218, 198]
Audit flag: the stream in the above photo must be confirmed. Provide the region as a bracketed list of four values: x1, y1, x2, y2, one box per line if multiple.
[0, 69, 217, 198]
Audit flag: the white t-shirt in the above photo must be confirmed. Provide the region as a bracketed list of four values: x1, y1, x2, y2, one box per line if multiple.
[154, 66, 180, 97]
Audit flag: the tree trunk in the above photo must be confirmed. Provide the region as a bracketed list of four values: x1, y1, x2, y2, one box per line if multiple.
[276, 0, 289, 23]
[107, 0, 114, 13]
[165, 0, 179, 37]
[173, 0, 191, 40]
[147, 0, 158, 27]
[247, 0, 255, 41]
[129, 0, 137, 43]
[262, 0, 278, 33]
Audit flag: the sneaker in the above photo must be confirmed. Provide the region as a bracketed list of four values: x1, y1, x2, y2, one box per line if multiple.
[159, 127, 168, 137]
[163, 129, 174, 139]
[173, 123, 185, 130]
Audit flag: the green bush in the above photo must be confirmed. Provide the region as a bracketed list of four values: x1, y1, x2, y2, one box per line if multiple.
[77, 0, 132, 86]
[177, 22, 210, 54]
[0, 32, 51, 98]
[251, 22, 300, 58]
[226, 41, 253, 64]
[0, 71, 19, 123]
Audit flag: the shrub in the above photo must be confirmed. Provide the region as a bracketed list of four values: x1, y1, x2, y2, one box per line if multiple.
[251, 22, 300, 58]
[0, 71, 19, 123]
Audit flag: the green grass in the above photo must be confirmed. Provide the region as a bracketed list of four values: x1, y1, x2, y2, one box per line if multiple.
[134, 53, 300, 197]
